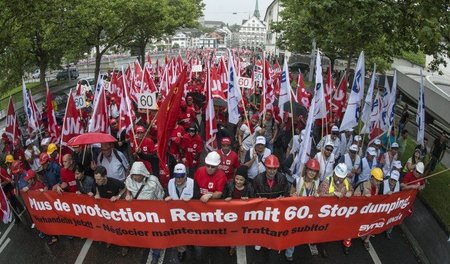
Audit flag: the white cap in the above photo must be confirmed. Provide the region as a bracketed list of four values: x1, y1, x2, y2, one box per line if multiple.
[324, 140, 334, 148]
[255, 136, 266, 145]
[349, 144, 359, 152]
[374, 139, 381, 145]
[390, 170, 400, 181]
[25, 139, 33, 146]
[391, 142, 399, 148]
[354, 135, 362, 142]
[367, 147, 377, 156]
[205, 151, 221, 166]
[300, 129, 306, 141]
[416, 162, 425, 174]
[173, 163, 187, 178]
[41, 137, 51, 146]
[392, 160, 402, 169]
[334, 163, 348, 178]
[331, 125, 339, 132]
[347, 128, 354, 132]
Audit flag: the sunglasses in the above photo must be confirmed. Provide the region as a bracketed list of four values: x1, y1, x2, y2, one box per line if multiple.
[206, 165, 217, 169]
[325, 148, 333, 152]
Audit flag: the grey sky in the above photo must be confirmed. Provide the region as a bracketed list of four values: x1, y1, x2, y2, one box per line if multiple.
[202, 0, 273, 25]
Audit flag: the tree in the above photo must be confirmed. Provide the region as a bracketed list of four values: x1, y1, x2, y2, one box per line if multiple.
[274, 0, 416, 72]
[127, 0, 203, 67]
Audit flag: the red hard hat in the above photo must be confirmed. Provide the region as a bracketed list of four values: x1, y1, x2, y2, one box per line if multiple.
[39, 153, 50, 165]
[11, 161, 22, 174]
[305, 159, 320, 171]
[24, 169, 36, 181]
[264, 155, 280, 169]
[135, 125, 145, 133]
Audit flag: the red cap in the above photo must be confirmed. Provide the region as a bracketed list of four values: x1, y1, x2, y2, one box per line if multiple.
[39, 153, 50, 165]
[135, 125, 145, 133]
[11, 161, 22, 174]
[24, 170, 36, 181]
[251, 114, 259, 121]
[221, 137, 231, 145]
[187, 96, 193, 101]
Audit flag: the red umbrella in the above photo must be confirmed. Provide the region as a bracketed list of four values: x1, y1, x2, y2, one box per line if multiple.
[67, 132, 117, 146]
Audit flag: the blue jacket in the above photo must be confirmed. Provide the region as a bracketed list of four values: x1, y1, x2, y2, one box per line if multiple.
[43, 161, 61, 188]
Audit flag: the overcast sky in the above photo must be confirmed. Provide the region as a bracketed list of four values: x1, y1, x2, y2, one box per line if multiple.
[202, 0, 273, 25]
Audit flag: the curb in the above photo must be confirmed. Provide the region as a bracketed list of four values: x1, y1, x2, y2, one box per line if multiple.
[399, 223, 431, 264]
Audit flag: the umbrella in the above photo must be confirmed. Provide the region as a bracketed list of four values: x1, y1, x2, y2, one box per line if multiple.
[283, 101, 307, 117]
[68, 132, 117, 146]
[213, 97, 227, 107]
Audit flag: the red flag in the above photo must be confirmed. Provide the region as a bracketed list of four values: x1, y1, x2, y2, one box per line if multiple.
[210, 66, 227, 101]
[142, 67, 158, 93]
[119, 69, 136, 145]
[156, 67, 188, 185]
[0, 187, 12, 224]
[205, 64, 217, 151]
[259, 59, 275, 113]
[296, 71, 311, 109]
[5, 97, 21, 141]
[88, 83, 109, 133]
[331, 73, 348, 122]
[46, 84, 61, 142]
[61, 93, 84, 145]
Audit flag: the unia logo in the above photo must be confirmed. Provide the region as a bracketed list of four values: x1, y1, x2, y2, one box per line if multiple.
[358, 218, 385, 237]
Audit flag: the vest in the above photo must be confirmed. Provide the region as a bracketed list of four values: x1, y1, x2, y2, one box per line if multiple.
[247, 148, 271, 179]
[295, 177, 319, 197]
[382, 179, 399, 194]
[167, 178, 195, 200]
[358, 158, 377, 185]
[326, 176, 350, 193]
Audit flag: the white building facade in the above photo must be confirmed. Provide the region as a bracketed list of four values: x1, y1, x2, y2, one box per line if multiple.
[239, 16, 266, 50]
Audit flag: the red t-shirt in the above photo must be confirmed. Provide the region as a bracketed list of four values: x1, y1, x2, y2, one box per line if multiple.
[218, 149, 240, 180]
[402, 171, 425, 186]
[60, 167, 77, 193]
[169, 125, 185, 158]
[194, 166, 227, 195]
[181, 134, 203, 167]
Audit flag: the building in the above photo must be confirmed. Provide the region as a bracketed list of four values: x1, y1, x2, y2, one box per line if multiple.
[239, 0, 266, 50]
[171, 32, 188, 48]
[264, 0, 284, 56]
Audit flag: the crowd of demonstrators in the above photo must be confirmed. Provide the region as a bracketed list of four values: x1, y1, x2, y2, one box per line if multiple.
[1, 55, 448, 263]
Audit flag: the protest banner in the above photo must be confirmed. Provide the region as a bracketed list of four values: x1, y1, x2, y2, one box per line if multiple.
[22, 190, 417, 250]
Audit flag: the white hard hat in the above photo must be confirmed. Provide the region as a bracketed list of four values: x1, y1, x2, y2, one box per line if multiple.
[205, 151, 221, 166]
[416, 162, 425, 174]
[334, 163, 348, 178]
[374, 139, 381, 145]
[354, 135, 362, 142]
[391, 142, 399, 148]
[390, 170, 400, 181]
[331, 126, 339, 132]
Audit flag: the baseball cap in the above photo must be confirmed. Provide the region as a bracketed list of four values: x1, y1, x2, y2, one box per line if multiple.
[349, 144, 358, 152]
[367, 147, 377, 156]
[391, 142, 399, 148]
[390, 170, 400, 181]
[221, 137, 231, 145]
[255, 136, 266, 145]
[324, 140, 334, 148]
[392, 160, 402, 169]
[25, 139, 33, 146]
[374, 139, 381, 145]
[354, 135, 362, 142]
[331, 126, 339, 133]
[40, 137, 51, 146]
[173, 163, 187, 178]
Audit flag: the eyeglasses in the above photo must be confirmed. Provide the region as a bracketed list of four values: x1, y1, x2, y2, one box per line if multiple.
[206, 165, 217, 169]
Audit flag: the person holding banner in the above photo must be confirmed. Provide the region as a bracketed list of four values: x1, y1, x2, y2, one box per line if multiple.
[314, 141, 335, 183]
[194, 151, 227, 203]
[380, 170, 401, 239]
[285, 158, 321, 262]
[318, 163, 353, 255]
[125, 161, 164, 259]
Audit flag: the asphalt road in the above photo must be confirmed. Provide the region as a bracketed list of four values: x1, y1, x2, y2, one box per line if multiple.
[0, 219, 419, 264]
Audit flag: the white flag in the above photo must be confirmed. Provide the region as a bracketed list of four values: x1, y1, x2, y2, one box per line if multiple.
[313, 49, 326, 120]
[278, 57, 292, 121]
[227, 50, 242, 124]
[416, 70, 425, 146]
[22, 79, 38, 131]
[387, 71, 397, 129]
[380, 75, 391, 131]
[340, 51, 365, 131]
[361, 65, 377, 134]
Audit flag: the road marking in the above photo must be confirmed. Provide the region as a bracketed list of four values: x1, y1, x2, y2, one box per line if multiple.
[74, 239, 92, 264]
[368, 241, 382, 264]
[236, 246, 247, 264]
[0, 222, 14, 247]
[0, 238, 11, 254]
[146, 249, 165, 264]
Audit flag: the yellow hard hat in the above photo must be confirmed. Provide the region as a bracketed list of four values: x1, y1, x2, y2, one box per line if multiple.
[371, 168, 383, 181]
[5, 154, 14, 164]
[47, 143, 58, 155]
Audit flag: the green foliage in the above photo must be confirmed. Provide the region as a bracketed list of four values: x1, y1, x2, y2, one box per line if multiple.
[400, 50, 426, 67]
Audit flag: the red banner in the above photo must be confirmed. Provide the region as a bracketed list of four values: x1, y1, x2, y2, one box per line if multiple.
[22, 190, 417, 250]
